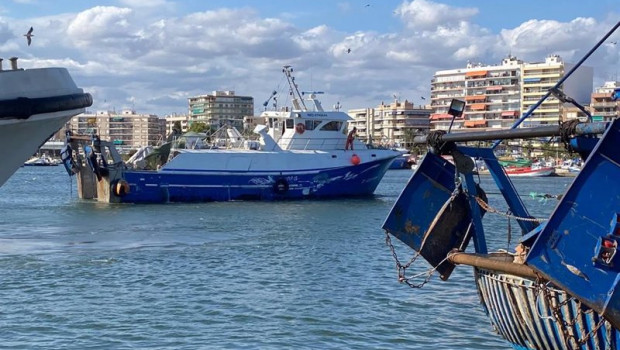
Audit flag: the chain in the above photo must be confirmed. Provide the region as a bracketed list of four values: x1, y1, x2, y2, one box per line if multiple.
[535, 280, 608, 348]
[474, 196, 546, 223]
[385, 231, 448, 289]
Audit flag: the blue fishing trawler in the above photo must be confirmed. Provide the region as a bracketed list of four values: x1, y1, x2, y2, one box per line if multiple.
[383, 22, 620, 349]
[61, 66, 399, 203]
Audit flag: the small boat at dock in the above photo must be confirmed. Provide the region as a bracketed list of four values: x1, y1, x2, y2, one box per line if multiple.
[504, 163, 555, 177]
[389, 153, 417, 170]
[23, 155, 60, 166]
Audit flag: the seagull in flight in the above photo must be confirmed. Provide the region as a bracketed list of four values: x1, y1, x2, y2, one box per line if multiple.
[24, 27, 34, 46]
[347, 48, 351, 54]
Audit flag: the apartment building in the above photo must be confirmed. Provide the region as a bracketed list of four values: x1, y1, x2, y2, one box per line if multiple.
[521, 55, 593, 127]
[188, 91, 254, 130]
[430, 54, 593, 130]
[348, 99, 431, 148]
[431, 55, 523, 131]
[163, 114, 190, 136]
[68, 110, 166, 153]
[590, 81, 620, 122]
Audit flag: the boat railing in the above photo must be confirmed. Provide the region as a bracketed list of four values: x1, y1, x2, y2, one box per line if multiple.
[275, 136, 358, 151]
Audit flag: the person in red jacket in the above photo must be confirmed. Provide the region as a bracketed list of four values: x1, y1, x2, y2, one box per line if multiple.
[345, 127, 357, 150]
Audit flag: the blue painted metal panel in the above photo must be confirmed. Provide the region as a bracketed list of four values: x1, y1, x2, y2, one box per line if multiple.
[382, 152, 475, 279]
[477, 268, 620, 350]
[119, 156, 393, 203]
[526, 119, 620, 329]
[460, 146, 537, 234]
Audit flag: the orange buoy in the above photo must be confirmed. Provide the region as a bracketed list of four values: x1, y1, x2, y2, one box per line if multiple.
[295, 123, 305, 134]
[351, 154, 361, 165]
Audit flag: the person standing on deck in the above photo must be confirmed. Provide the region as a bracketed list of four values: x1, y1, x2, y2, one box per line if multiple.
[346, 127, 357, 150]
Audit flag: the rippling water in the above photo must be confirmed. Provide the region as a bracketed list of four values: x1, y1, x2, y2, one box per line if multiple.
[0, 166, 573, 349]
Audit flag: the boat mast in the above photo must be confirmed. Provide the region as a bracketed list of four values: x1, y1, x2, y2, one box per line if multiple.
[282, 65, 307, 111]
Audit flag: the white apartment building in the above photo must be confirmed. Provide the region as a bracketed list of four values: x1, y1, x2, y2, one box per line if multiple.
[348, 99, 431, 149]
[430, 54, 593, 130]
[68, 109, 166, 153]
[188, 91, 254, 130]
[163, 114, 190, 136]
[590, 81, 620, 122]
[521, 55, 593, 127]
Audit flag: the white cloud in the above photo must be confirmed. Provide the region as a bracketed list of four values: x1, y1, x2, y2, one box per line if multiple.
[499, 17, 599, 61]
[118, 0, 170, 7]
[395, 0, 478, 31]
[7, 0, 618, 116]
[67, 6, 134, 45]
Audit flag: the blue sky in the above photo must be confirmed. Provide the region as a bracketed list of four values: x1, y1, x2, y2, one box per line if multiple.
[1, 0, 618, 116]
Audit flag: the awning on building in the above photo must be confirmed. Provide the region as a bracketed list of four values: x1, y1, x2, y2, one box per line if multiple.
[501, 110, 519, 117]
[469, 103, 486, 111]
[464, 120, 488, 127]
[486, 86, 503, 91]
[465, 70, 487, 77]
[465, 95, 486, 101]
[523, 77, 541, 83]
[430, 113, 454, 120]
[592, 93, 612, 98]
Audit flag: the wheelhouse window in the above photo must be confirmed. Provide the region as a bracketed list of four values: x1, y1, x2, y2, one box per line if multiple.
[285, 119, 294, 129]
[320, 121, 342, 131]
[304, 120, 322, 131]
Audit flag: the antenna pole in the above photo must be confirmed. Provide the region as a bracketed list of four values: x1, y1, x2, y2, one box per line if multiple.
[282, 66, 307, 111]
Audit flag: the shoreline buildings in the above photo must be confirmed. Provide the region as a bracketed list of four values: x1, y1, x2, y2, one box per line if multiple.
[591, 81, 620, 122]
[67, 110, 166, 153]
[188, 91, 254, 131]
[348, 99, 431, 149]
[58, 54, 617, 155]
[430, 54, 594, 131]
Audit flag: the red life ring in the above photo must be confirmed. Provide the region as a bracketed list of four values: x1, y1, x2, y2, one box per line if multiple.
[295, 123, 305, 134]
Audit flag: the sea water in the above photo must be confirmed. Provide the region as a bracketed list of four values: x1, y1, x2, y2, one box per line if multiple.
[0, 166, 572, 349]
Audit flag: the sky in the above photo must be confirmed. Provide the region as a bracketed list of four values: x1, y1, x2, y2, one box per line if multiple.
[1, 0, 619, 116]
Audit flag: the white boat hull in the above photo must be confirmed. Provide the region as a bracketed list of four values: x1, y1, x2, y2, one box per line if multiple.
[505, 167, 555, 177]
[0, 67, 91, 187]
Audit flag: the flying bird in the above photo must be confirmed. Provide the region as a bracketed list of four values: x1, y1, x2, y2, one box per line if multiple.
[609, 41, 617, 45]
[24, 26, 34, 46]
[347, 48, 351, 54]
[421, 96, 426, 100]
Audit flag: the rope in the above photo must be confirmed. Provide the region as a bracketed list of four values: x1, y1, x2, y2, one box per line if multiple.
[559, 119, 580, 154]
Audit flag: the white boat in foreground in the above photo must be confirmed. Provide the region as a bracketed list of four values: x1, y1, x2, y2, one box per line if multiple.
[63, 66, 400, 203]
[0, 57, 92, 186]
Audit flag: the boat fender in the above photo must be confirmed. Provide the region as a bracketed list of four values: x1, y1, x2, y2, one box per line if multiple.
[295, 123, 305, 134]
[273, 178, 289, 195]
[85, 145, 103, 181]
[112, 179, 130, 197]
[351, 154, 361, 165]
